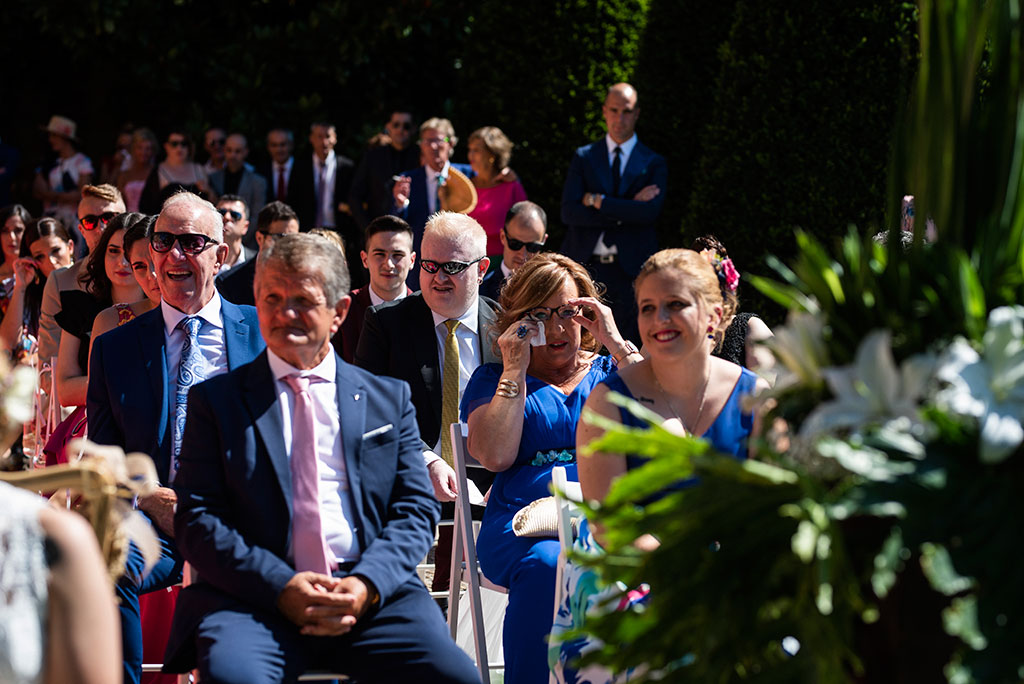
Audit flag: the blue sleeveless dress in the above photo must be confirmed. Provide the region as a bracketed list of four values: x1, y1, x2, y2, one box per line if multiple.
[550, 366, 759, 684]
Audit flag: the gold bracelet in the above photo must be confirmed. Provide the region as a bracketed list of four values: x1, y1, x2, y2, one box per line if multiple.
[496, 379, 520, 398]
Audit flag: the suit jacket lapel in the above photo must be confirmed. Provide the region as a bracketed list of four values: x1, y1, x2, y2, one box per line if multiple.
[620, 141, 651, 196]
[222, 299, 253, 370]
[412, 296, 443, 427]
[244, 353, 292, 514]
[478, 299, 501, 365]
[590, 142, 614, 196]
[335, 359, 367, 543]
[135, 309, 171, 474]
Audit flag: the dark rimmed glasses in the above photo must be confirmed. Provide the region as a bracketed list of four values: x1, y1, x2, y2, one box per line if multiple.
[524, 305, 581, 322]
[150, 231, 220, 255]
[420, 256, 484, 275]
[503, 227, 545, 254]
[79, 212, 118, 231]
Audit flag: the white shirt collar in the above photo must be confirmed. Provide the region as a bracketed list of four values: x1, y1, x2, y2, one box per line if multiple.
[274, 157, 293, 173]
[267, 346, 336, 384]
[430, 296, 479, 334]
[315, 150, 336, 169]
[426, 160, 451, 181]
[367, 285, 407, 307]
[500, 261, 514, 280]
[161, 294, 223, 336]
[605, 133, 638, 160]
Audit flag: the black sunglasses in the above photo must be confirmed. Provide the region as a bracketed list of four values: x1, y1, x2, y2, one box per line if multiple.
[150, 231, 219, 255]
[525, 305, 581, 322]
[79, 212, 118, 231]
[216, 208, 244, 222]
[420, 256, 484, 275]
[503, 227, 545, 254]
[167, 139, 189, 148]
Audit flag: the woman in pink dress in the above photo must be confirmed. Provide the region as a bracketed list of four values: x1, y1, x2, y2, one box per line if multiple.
[116, 129, 158, 213]
[467, 126, 528, 257]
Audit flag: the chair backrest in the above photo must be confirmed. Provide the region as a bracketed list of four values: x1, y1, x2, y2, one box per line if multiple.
[551, 466, 582, 551]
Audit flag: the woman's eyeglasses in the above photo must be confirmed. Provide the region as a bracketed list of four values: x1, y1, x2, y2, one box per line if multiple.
[503, 227, 545, 254]
[79, 212, 118, 231]
[167, 139, 189, 148]
[524, 305, 581, 322]
[216, 208, 244, 222]
[420, 257, 484, 275]
[150, 231, 219, 255]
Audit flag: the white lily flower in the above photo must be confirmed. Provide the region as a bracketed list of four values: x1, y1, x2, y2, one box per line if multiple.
[762, 312, 830, 391]
[799, 330, 934, 437]
[934, 306, 1024, 463]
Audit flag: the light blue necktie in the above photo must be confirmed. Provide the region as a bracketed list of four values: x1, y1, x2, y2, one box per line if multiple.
[171, 316, 204, 481]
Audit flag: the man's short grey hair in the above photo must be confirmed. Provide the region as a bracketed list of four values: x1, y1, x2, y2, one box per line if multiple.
[257, 233, 350, 305]
[423, 211, 486, 258]
[161, 191, 224, 242]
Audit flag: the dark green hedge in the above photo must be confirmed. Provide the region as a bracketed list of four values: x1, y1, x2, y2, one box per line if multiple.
[684, 0, 918, 281]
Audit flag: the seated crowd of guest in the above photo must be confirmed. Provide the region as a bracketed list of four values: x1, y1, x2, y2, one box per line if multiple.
[1, 81, 775, 684]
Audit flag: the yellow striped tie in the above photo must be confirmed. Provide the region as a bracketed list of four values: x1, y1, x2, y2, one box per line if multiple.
[440, 319, 461, 466]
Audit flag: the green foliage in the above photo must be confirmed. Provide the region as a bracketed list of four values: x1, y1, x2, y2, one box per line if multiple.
[453, 0, 649, 243]
[685, 0, 917, 307]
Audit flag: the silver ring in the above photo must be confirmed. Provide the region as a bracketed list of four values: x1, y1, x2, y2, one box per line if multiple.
[516, 325, 528, 339]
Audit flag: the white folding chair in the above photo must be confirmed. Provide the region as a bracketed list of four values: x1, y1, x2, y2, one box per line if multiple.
[549, 465, 583, 684]
[447, 422, 507, 684]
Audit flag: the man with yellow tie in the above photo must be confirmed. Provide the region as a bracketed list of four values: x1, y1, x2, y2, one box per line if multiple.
[355, 211, 500, 600]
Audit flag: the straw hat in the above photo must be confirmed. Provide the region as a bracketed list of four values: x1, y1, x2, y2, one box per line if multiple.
[439, 166, 478, 214]
[40, 115, 79, 142]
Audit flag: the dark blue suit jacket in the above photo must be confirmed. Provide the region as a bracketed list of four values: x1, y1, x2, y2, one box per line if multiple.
[86, 298, 265, 485]
[163, 351, 438, 671]
[390, 163, 474, 286]
[559, 138, 667, 274]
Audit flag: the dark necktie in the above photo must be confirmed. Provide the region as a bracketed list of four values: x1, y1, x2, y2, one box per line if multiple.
[276, 165, 287, 201]
[611, 146, 622, 197]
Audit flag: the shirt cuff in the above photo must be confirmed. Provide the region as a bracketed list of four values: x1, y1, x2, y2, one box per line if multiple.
[422, 450, 442, 467]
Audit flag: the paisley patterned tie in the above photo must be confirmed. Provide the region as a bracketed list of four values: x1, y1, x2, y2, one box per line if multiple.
[170, 316, 203, 481]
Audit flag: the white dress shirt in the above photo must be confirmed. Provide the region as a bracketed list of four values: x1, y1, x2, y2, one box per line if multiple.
[313, 151, 338, 228]
[593, 133, 639, 257]
[268, 348, 361, 563]
[424, 161, 450, 215]
[500, 260, 513, 280]
[367, 285, 407, 307]
[162, 295, 229, 400]
[422, 298, 481, 464]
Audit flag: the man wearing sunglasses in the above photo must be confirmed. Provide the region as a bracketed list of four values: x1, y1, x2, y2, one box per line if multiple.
[87, 191, 266, 684]
[480, 201, 549, 302]
[349, 110, 420, 231]
[355, 211, 500, 603]
[218, 201, 300, 307]
[37, 183, 125, 369]
[214, 194, 253, 276]
[201, 126, 228, 176]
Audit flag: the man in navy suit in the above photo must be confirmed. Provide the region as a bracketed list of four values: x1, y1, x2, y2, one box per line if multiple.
[87, 191, 266, 684]
[560, 82, 667, 343]
[389, 117, 473, 285]
[165, 233, 480, 683]
[480, 200, 549, 302]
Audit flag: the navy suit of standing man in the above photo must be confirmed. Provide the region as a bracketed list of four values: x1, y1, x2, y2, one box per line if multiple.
[165, 233, 480, 683]
[87, 191, 266, 684]
[560, 82, 667, 343]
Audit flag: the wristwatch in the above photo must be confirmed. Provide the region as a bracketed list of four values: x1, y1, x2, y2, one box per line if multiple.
[612, 340, 639, 364]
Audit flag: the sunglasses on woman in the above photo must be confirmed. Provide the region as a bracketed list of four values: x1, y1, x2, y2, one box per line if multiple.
[420, 256, 484, 275]
[150, 231, 219, 255]
[79, 212, 118, 231]
[503, 227, 545, 253]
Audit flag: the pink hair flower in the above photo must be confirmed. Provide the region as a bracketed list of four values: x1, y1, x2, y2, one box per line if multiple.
[720, 258, 740, 292]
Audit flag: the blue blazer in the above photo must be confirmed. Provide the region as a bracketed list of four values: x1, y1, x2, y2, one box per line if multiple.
[390, 163, 474, 285]
[86, 298, 265, 485]
[163, 351, 438, 671]
[559, 138, 667, 274]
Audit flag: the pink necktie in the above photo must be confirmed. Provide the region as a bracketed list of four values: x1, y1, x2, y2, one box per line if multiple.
[283, 374, 334, 575]
[315, 163, 326, 227]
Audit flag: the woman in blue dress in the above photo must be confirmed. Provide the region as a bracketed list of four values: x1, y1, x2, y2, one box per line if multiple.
[552, 248, 770, 683]
[460, 252, 643, 684]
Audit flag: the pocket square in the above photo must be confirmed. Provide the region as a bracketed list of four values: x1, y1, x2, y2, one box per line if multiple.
[362, 424, 394, 440]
